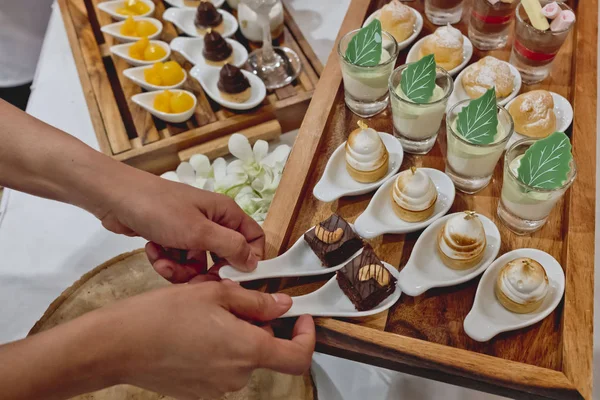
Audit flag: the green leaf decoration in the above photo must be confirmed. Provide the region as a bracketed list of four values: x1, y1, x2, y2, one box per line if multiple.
[345, 19, 383, 67]
[400, 54, 437, 104]
[517, 132, 573, 189]
[456, 87, 498, 145]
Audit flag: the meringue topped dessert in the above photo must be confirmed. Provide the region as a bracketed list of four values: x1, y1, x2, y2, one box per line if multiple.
[436, 211, 486, 270]
[379, 0, 416, 43]
[195, 1, 224, 34]
[495, 257, 549, 313]
[345, 121, 389, 183]
[391, 167, 438, 222]
[461, 56, 515, 99]
[419, 24, 464, 71]
[217, 64, 251, 103]
[508, 90, 556, 138]
[202, 29, 233, 66]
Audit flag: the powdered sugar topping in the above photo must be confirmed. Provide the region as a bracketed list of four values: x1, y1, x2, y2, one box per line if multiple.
[433, 24, 463, 49]
[382, 0, 411, 19]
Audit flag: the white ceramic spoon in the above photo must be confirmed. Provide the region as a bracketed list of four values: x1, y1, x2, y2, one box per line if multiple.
[100, 17, 162, 41]
[97, 0, 155, 20]
[447, 60, 522, 112]
[463, 248, 565, 342]
[131, 89, 197, 123]
[110, 40, 171, 66]
[504, 92, 573, 149]
[123, 65, 187, 91]
[398, 212, 501, 296]
[354, 168, 455, 239]
[170, 37, 248, 68]
[190, 65, 266, 110]
[163, 8, 238, 38]
[362, 7, 423, 51]
[406, 34, 473, 77]
[219, 226, 364, 282]
[281, 262, 401, 318]
[313, 133, 403, 202]
[164, 0, 225, 8]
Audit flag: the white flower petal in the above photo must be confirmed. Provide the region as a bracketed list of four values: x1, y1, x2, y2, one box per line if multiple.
[160, 171, 180, 182]
[229, 133, 254, 162]
[176, 162, 196, 185]
[227, 159, 246, 175]
[189, 154, 211, 178]
[212, 158, 227, 181]
[253, 140, 269, 163]
[261, 145, 291, 168]
[204, 178, 215, 192]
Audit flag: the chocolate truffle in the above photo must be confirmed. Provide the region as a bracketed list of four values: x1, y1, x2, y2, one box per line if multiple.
[303, 214, 363, 268]
[203, 29, 233, 64]
[217, 64, 252, 103]
[195, 2, 223, 28]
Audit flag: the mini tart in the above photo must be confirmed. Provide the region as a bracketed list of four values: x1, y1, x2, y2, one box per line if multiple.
[379, 0, 416, 43]
[219, 87, 251, 103]
[495, 257, 549, 314]
[462, 56, 514, 99]
[390, 167, 438, 223]
[345, 121, 389, 183]
[419, 24, 464, 71]
[205, 53, 234, 67]
[508, 90, 556, 138]
[436, 211, 486, 270]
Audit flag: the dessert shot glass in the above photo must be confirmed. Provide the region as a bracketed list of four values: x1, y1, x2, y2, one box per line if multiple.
[497, 138, 577, 235]
[510, 1, 574, 84]
[468, 0, 518, 50]
[389, 66, 453, 154]
[425, 0, 464, 25]
[445, 101, 514, 194]
[337, 29, 399, 118]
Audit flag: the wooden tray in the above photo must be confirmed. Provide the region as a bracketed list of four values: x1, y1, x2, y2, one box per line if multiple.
[57, 0, 322, 174]
[261, 0, 597, 399]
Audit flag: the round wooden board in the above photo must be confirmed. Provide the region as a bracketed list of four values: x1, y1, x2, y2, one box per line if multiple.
[29, 249, 316, 400]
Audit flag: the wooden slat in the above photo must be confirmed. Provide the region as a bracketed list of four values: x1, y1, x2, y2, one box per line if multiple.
[282, 3, 324, 77]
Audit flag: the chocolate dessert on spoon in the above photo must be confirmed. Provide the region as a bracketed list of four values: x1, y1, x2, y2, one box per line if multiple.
[217, 64, 252, 103]
[195, 1, 224, 34]
[203, 28, 234, 66]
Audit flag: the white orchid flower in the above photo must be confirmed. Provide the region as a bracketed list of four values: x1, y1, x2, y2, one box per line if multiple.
[213, 157, 248, 197]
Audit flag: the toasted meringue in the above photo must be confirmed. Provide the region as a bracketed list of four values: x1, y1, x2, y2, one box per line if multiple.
[391, 167, 437, 222]
[419, 24, 464, 71]
[345, 121, 389, 183]
[379, 0, 416, 43]
[437, 211, 486, 270]
[495, 257, 549, 313]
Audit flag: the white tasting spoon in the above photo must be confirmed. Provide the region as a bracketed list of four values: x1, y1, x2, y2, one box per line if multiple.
[406, 34, 473, 77]
[100, 17, 163, 42]
[123, 65, 187, 91]
[97, 0, 155, 20]
[110, 40, 171, 66]
[131, 89, 197, 123]
[353, 168, 455, 239]
[313, 132, 403, 203]
[163, 8, 238, 38]
[219, 226, 363, 282]
[398, 212, 501, 296]
[463, 248, 565, 342]
[170, 37, 248, 69]
[281, 262, 401, 318]
[362, 7, 422, 51]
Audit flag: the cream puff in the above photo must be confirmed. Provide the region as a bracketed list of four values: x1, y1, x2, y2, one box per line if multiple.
[495, 258, 549, 314]
[217, 64, 251, 103]
[437, 211, 486, 270]
[508, 90, 556, 138]
[391, 167, 437, 222]
[345, 121, 389, 183]
[379, 0, 416, 43]
[461, 56, 514, 99]
[419, 24, 464, 71]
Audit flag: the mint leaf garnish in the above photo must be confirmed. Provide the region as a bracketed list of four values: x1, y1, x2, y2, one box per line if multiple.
[456, 87, 498, 145]
[400, 54, 436, 104]
[345, 19, 382, 67]
[517, 132, 573, 189]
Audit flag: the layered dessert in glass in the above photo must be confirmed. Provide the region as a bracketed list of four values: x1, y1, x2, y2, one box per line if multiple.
[468, 0, 518, 50]
[424, 0, 464, 25]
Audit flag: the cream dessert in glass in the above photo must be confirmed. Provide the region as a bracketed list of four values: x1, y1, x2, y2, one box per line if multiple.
[425, 0, 464, 25]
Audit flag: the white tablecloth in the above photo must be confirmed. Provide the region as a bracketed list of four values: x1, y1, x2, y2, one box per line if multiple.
[1, 1, 598, 399]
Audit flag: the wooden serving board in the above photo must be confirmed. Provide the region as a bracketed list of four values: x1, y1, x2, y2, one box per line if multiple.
[260, 0, 597, 399]
[57, 0, 321, 174]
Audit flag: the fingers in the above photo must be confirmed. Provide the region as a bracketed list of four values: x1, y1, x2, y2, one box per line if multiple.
[219, 285, 293, 321]
[199, 222, 260, 272]
[145, 242, 208, 284]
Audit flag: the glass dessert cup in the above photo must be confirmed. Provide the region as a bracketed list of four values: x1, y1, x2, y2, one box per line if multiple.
[509, 1, 574, 85]
[337, 30, 399, 118]
[424, 0, 464, 25]
[445, 100, 514, 194]
[243, 0, 301, 89]
[388, 66, 453, 154]
[468, 0, 518, 50]
[497, 138, 577, 235]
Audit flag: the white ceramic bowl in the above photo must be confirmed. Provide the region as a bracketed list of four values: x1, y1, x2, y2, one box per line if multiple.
[123, 65, 187, 91]
[131, 89, 197, 123]
[362, 7, 423, 51]
[97, 0, 155, 20]
[100, 17, 162, 42]
[170, 37, 248, 68]
[110, 40, 171, 66]
[163, 8, 238, 38]
[406, 34, 473, 77]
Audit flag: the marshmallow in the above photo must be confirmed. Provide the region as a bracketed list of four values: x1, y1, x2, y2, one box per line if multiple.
[541, 2, 560, 19]
[550, 9, 575, 32]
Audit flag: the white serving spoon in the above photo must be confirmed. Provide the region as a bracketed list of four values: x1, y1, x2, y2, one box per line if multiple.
[123, 65, 187, 91]
[164, 0, 225, 8]
[362, 7, 423, 51]
[354, 168, 455, 239]
[170, 37, 248, 68]
[110, 40, 171, 66]
[281, 262, 401, 318]
[100, 17, 162, 41]
[97, 0, 155, 20]
[504, 92, 573, 149]
[131, 89, 197, 123]
[406, 34, 473, 77]
[189, 65, 266, 110]
[219, 226, 364, 282]
[463, 248, 565, 342]
[447, 60, 522, 112]
[398, 212, 501, 296]
[313, 133, 403, 203]
[163, 8, 238, 38]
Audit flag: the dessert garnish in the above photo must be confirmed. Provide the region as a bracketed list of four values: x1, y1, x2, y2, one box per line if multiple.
[116, 0, 150, 16]
[144, 61, 185, 86]
[437, 211, 486, 270]
[344, 19, 383, 67]
[456, 87, 498, 145]
[153, 90, 195, 114]
[203, 28, 233, 64]
[495, 257, 549, 313]
[217, 64, 252, 103]
[541, 2, 560, 19]
[345, 120, 389, 183]
[521, 0, 550, 31]
[550, 9, 575, 32]
[516, 131, 572, 189]
[304, 214, 363, 268]
[400, 54, 437, 104]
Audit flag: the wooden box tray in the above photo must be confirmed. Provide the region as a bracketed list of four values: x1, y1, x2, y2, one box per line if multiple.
[261, 0, 597, 399]
[57, 0, 321, 174]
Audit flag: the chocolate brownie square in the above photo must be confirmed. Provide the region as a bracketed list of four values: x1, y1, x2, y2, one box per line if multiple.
[304, 214, 363, 267]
